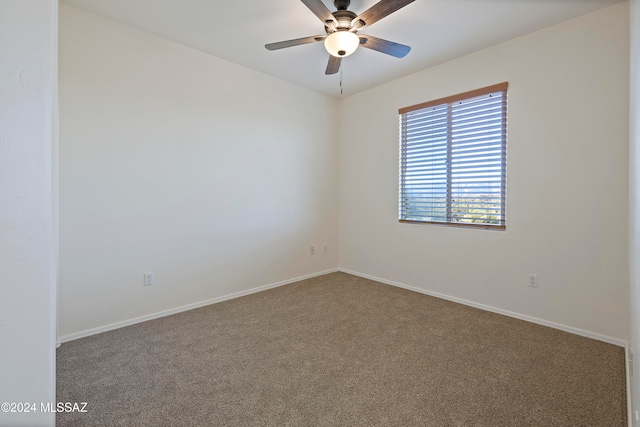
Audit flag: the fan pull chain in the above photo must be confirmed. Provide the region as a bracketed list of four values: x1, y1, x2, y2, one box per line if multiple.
[340, 63, 344, 95]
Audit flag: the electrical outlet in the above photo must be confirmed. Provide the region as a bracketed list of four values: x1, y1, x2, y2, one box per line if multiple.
[144, 272, 154, 286]
[629, 349, 634, 377]
[310, 246, 315, 255]
[528, 274, 538, 288]
[323, 244, 327, 254]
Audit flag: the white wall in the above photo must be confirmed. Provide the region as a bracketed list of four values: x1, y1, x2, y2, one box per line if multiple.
[339, 3, 630, 342]
[58, 4, 339, 339]
[630, 0, 640, 422]
[0, 1, 57, 426]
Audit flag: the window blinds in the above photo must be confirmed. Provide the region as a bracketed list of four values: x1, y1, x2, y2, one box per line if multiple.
[399, 82, 507, 229]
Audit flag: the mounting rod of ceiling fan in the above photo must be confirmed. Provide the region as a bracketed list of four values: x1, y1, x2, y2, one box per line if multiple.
[334, 0, 350, 11]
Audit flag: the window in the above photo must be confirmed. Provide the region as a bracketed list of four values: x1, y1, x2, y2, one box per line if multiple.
[399, 82, 508, 229]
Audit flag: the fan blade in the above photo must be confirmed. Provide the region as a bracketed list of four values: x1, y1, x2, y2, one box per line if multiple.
[350, 0, 414, 30]
[359, 35, 411, 58]
[265, 35, 325, 51]
[301, 0, 337, 31]
[325, 55, 342, 75]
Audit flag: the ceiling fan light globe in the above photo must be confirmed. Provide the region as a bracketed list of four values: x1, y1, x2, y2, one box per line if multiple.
[324, 31, 359, 57]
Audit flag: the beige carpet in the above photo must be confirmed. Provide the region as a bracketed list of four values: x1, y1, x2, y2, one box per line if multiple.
[57, 272, 626, 426]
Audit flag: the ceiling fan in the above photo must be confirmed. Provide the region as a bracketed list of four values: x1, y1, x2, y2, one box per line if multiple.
[265, 0, 415, 75]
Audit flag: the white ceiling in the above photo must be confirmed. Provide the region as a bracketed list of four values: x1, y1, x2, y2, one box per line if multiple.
[60, 0, 623, 97]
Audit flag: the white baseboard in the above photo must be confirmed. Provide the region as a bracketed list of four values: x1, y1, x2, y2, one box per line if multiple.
[56, 268, 339, 345]
[59, 267, 626, 348]
[339, 268, 627, 348]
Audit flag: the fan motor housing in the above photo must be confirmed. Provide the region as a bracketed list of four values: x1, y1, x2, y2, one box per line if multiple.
[326, 9, 357, 33]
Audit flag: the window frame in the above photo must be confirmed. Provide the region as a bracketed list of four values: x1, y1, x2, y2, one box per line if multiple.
[398, 82, 508, 230]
